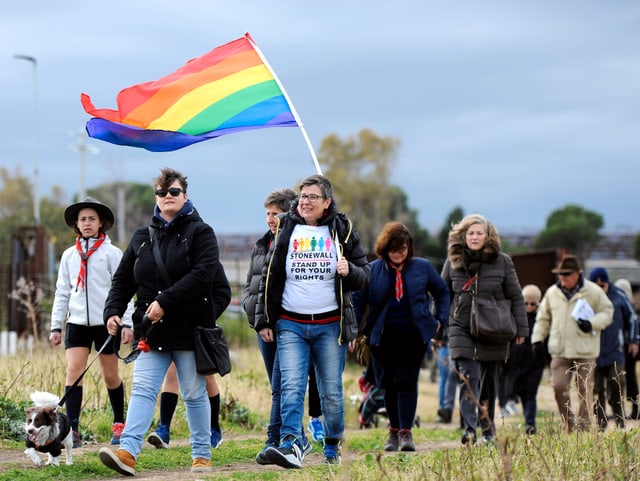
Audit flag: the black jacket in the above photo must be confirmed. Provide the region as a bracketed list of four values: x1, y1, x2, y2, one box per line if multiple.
[240, 230, 272, 328]
[254, 199, 370, 344]
[104, 208, 221, 351]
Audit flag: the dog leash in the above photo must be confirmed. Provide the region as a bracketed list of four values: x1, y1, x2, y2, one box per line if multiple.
[56, 334, 114, 409]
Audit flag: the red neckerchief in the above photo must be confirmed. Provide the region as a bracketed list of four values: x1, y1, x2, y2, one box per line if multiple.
[75, 233, 105, 290]
[389, 262, 404, 301]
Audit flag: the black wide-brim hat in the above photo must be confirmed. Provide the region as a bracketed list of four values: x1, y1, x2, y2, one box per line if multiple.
[64, 196, 115, 233]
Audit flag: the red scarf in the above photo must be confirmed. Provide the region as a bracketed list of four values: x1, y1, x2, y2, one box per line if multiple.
[75, 233, 105, 290]
[389, 262, 404, 301]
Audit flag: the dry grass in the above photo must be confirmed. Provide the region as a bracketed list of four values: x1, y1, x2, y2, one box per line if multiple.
[0, 336, 562, 437]
[4, 336, 640, 480]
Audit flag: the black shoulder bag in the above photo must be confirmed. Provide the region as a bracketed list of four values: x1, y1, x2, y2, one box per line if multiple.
[468, 270, 517, 344]
[149, 226, 231, 376]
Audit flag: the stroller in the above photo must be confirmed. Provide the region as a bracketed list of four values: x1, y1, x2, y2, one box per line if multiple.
[356, 372, 422, 429]
[357, 374, 386, 428]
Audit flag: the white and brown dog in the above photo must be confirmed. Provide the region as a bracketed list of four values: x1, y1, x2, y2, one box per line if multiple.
[24, 391, 74, 467]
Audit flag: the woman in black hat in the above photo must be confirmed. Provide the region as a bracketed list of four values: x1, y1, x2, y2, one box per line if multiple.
[50, 196, 134, 447]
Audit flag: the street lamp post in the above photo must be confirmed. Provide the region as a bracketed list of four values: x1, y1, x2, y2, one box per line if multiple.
[13, 54, 40, 226]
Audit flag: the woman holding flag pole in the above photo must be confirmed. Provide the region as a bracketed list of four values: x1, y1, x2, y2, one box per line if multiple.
[253, 174, 370, 468]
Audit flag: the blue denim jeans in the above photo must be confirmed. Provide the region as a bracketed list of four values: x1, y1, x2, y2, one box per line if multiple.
[436, 346, 450, 409]
[119, 350, 210, 460]
[258, 334, 281, 445]
[276, 319, 347, 443]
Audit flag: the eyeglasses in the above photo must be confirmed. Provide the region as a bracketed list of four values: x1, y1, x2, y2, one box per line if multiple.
[299, 194, 323, 202]
[155, 187, 184, 198]
[558, 272, 575, 277]
[524, 302, 538, 306]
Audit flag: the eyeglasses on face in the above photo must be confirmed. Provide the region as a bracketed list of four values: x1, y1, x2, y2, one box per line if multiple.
[299, 194, 323, 202]
[155, 187, 184, 198]
[524, 302, 538, 306]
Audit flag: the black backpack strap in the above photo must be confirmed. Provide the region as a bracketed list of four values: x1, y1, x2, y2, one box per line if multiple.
[148, 226, 172, 287]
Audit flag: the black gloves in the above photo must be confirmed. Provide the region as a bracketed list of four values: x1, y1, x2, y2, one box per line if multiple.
[577, 318, 593, 333]
[532, 341, 546, 360]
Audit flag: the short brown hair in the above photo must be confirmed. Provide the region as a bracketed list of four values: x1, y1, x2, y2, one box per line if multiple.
[264, 188, 297, 212]
[375, 222, 414, 260]
[153, 167, 188, 192]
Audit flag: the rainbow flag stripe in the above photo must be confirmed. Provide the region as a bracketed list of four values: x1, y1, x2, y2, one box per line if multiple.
[81, 33, 297, 152]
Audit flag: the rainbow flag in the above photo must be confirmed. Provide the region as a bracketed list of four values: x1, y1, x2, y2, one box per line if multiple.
[81, 33, 298, 152]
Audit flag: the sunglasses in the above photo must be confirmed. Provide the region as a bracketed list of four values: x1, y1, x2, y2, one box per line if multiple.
[524, 302, 538, 306]
[155, 187, 184, 198]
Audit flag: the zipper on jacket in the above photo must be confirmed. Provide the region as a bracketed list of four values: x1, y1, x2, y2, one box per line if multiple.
[333, 225, 349, 345]
[83, 238, 90, 326]
[264, 218, 280, 326]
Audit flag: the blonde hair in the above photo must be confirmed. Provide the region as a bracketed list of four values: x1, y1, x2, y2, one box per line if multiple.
[448, 213, 500, 248]
[522, 284, 542, 303]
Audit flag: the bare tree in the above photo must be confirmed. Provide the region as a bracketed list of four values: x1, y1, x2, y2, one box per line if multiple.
[8, 276, 44, 343]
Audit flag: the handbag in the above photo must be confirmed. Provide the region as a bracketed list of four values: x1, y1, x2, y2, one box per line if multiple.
[469, 274, 517, 344]
[148, 226, 232, 376]
[193, 325, 232, 376]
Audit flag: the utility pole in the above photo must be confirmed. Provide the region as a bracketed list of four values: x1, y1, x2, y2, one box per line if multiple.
[13, 54, 39, 226]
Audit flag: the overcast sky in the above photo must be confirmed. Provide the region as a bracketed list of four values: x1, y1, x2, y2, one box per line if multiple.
[2, 1, 639, 236]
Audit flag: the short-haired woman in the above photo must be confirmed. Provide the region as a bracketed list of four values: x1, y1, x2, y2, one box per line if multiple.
[355, 221, 450, 451]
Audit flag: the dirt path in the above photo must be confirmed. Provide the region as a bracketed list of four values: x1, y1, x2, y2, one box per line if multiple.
[1, 427, 462, 479]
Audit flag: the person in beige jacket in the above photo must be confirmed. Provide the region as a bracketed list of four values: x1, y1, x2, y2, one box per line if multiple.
[531, 255, 613, 432]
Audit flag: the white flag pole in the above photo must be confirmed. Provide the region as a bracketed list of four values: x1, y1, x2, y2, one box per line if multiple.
[246, 33, 322, 176]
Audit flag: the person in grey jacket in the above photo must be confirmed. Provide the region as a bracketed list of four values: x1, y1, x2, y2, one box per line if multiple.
[50, 197, 134, 447]
[441, 213, 527, 445]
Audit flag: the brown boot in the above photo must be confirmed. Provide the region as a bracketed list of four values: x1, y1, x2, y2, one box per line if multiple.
[384, 429, 399, 451]
[398, 429, 415, 451]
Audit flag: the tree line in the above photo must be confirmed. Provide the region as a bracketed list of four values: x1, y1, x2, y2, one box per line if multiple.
[1, 129, 635, 270]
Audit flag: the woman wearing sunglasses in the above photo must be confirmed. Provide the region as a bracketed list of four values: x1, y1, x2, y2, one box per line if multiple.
[100, 167, 222, 475]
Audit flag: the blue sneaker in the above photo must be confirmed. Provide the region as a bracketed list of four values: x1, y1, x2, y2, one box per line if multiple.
[302, 436, 312, 457]
[210, 428, 223, 449]
[307, 417, 325, 443]
[323, 441, 341, 465]
[256, 441, 277, 465]
[147, 424, 170, 449]
[264, 436, 303, 469]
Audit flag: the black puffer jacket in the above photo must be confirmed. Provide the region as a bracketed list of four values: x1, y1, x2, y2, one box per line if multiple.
[254, 200, 370, 344]
[104, 208, 220, 351]
[241, 230, 271, 328]
[441, 228, 527, 362]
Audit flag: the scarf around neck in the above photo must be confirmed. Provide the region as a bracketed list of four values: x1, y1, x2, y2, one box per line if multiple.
[389, 261, 404, 301]
[75, 233, 105, 290]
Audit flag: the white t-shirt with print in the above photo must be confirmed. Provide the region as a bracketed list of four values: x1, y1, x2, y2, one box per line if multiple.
[282, 224, 339, 314]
